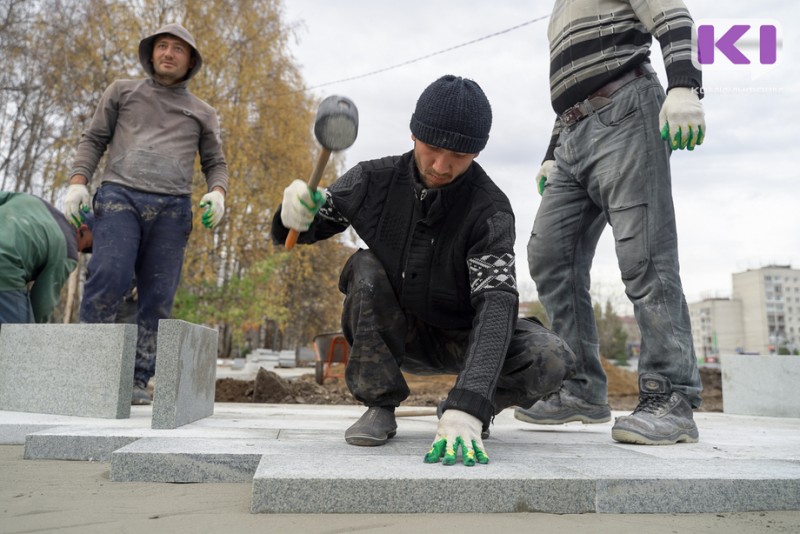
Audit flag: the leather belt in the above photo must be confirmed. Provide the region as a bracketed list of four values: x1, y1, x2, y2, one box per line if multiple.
[558, 63, 653, 128]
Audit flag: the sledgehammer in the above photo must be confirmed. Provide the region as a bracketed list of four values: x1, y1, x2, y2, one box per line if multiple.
[285, 95, 359, 250]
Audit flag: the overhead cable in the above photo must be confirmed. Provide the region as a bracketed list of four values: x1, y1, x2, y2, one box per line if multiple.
[303, 14, 549, 91]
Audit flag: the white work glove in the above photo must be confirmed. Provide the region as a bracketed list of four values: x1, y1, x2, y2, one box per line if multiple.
[280, 179, 325, 232]
[424, 409, 488, 466]
[64, 183, 91, 227]
[199, 190, 225, 229]
[536, 160, 555, 196]
[658, 87, 706, 151]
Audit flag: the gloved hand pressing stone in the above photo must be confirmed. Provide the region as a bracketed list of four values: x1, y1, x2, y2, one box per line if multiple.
[424, 409, 489, 466]
[658, 87, 706, 151]
[280, 179, 325, 231]
[199, 190, 225, 229]
[64, 184, 92, 228]
[536, 160, 555, 196]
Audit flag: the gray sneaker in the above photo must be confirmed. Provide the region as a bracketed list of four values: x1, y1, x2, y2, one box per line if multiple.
[131, 383, 152, 406]
[514, 386, 611, 425]
[345, 407, 397, 446]
[611, 373, 699, 445]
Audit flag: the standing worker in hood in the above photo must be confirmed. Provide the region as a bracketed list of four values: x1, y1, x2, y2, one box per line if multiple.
[272, 75, 576, 466]
[61, 23, 229, 405]
[0, 192, 94, 324]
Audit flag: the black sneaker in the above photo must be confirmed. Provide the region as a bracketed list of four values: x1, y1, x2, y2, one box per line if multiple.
[131, 383, 152, 406]
[514, 386, 611, 425]
[436, 401, 490, 439]
[611, 372, 699, 445]
[345, 407, 397, 446]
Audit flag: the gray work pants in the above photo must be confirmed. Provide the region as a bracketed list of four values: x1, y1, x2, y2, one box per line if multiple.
[528, 73, 702, 407]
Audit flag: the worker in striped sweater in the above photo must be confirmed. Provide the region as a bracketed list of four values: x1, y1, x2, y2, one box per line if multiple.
[517, 0, 705, 445]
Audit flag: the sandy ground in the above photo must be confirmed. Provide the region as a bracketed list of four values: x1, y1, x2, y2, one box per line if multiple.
[2, 445, 799, 533]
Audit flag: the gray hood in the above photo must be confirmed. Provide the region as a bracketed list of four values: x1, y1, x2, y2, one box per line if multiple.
[138, 23, 203, 82]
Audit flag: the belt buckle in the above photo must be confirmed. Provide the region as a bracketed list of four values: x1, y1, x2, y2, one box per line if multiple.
[560, 103, 584, 127]
[561, 102, 589, 127]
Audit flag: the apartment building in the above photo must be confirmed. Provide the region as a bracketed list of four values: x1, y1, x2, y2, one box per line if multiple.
[688, 298, 744, 360]
[732, 265, 800, 354]
[689, 266, 800, 356]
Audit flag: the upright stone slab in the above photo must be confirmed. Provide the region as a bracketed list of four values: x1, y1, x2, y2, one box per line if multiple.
[0, 324, 136, 418]
[721, 353, 800, 417]
[151, 319, 218, 429]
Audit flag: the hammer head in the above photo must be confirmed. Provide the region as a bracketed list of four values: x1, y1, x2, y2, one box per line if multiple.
[314, 95, 358, 151]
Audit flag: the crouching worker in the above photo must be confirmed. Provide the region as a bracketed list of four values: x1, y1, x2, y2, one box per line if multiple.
[0, 192, 94, 324]
[271, 75, 576, 466]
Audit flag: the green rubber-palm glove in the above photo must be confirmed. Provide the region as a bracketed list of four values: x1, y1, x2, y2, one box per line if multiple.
[536, 160, 555, 196]
[199, 190, 225, 229]
[658, 87, 706, 151]
[424, 409, 488, 466]
[64, 184, 91, 228]
[280, 179, 325, 231]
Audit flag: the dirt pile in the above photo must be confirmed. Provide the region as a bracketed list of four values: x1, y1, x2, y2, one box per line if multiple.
[215, 366, 453, 407]
[215, 360, 723, 412]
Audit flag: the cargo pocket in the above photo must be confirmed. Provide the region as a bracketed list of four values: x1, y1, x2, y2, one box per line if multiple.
[608, 204, 649, 280]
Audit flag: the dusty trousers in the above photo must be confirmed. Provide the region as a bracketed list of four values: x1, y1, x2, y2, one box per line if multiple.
[339, 249, 576, 413]
[528, 73, 702, 407]
[80, 184, 192, 387]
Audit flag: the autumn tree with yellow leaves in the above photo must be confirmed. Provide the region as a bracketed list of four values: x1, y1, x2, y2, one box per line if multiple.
[1, 0, 354, 354]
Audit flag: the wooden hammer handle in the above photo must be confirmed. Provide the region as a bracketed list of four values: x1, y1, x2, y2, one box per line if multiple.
[395, 408, 438, 418]
[285, 147, 332, 250]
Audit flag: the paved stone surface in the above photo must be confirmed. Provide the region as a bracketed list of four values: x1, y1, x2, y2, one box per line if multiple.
[251, 444, 598, 514]
[24, 426, 276, 463]
[111, 437, 277, 483]
[1, 404, 798, 514]
[722, 354, 800, 418]
[0, 324, 136, 418]
[151, 320, 218, 429]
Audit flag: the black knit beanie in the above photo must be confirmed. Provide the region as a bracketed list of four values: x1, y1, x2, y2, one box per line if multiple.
[410, 75, 492, 154]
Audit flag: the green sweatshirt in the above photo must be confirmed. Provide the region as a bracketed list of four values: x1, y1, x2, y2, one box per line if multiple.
[0, 192, 78, 322]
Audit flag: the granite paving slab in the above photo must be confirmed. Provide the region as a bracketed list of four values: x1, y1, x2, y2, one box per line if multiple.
[151, 320, 218, 429]
[0, 324, 136, 418]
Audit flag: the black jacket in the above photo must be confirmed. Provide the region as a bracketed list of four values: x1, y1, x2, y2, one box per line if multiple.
[272, 150, 518, 425]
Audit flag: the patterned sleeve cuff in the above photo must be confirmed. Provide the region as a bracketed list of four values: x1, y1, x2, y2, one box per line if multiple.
[317, 189, 349, 225]
[468, 252, 516, 295]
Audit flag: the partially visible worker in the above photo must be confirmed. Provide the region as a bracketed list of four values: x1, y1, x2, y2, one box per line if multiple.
[0, 191, 93, 324]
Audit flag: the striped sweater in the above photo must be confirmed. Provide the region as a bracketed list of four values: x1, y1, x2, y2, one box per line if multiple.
[544, 0, 702, 160]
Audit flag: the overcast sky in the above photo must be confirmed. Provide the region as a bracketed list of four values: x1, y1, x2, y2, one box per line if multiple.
[279, 1, 799, 313]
